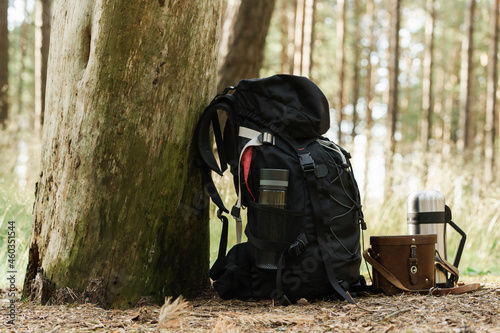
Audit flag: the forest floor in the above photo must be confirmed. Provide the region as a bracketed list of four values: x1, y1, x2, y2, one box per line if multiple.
[1, 276, 499, 333]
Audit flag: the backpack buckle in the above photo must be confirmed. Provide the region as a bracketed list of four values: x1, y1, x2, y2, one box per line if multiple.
[299, 152, 315, 172]
[289, 234, 308, 256]
[258, 132, 275, 145]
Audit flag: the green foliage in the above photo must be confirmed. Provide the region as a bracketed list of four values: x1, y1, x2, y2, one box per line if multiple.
[0, 131, 36, 288]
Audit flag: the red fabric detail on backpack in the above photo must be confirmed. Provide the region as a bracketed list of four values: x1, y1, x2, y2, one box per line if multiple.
[241, 146, 255, 202]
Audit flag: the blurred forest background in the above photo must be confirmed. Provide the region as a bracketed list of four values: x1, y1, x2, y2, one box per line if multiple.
[1, 0, 500, 288]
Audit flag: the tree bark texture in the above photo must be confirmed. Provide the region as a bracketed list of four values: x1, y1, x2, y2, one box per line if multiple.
[458, 0, 476, 152]
[217, 0, 275, 92]
[24, 0, 220, 308]
[35, 0, 52, 134]
[0, 0, 8, 126]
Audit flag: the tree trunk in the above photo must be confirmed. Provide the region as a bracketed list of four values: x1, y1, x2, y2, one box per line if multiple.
[442, 39, 462, 156]
[280, 0, 291, 74]
[350, 0, 362, 140]
[486, 0, 499, 183]
[218, 0, 240, 80]
[34, 0, 52, 135]
[458, 0, 476, 153]
[363, 0, 375, 197]
[336, 0, 346, 144]
[433, 47, 445, 157]
[217, 0, 276, 91]
[291, 0, 314, 76]
[420, 0, 435, 152]
[24, 0, 220, 308]
[384, 0, 400, 197]
[16, 0, 28, 121]
[0, 0, 8, 127]
[279, 0, 297, 74]
[300, 0, 315, 77]
[292, 0, 304, 75]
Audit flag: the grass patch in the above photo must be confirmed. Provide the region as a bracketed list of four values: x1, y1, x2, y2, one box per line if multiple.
[0, 129, 38, 288]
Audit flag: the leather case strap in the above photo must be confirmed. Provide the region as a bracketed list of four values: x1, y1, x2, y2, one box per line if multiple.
[363, 248, 424, 293]
[363, 248, 481, 295]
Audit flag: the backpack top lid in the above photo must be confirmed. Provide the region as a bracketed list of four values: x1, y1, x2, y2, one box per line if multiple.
[234, 74, 330, 139]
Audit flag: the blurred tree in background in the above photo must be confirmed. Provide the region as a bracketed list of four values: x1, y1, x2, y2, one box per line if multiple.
[0, 0, 8, 126]
[217, 0, 276, 91]
[34, 0, 51, 135]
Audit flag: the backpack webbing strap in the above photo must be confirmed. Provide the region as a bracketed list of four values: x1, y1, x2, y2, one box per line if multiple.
[212, 113, 228, 174]
[245, 227, 294, 252]
[275, 252, 291, 305]
[199, 166, 229, 214]
[274, 233, 308, 305]
[298, 150, 354, 304]
[209, 212, 229, 280]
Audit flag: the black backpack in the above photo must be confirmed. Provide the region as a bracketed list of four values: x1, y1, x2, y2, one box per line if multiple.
[195, 74, 366, 305]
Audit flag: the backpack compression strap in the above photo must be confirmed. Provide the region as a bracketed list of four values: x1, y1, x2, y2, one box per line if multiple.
[298, 149, 354, 304]
[272, 147, 353, 306]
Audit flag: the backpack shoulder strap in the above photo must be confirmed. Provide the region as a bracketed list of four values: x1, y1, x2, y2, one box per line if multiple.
[195, 92, 237, 214]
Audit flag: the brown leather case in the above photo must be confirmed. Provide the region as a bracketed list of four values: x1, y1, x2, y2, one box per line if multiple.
[368, 235, 437, 295]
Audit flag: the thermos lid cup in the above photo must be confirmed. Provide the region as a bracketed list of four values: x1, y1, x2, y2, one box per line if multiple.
[407, 190, 445, 213]
[260, 169, 289, 188]
[407, 190, 446, 224]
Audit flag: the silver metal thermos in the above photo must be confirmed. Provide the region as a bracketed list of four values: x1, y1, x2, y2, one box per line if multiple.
[407, 190, 467, 287]
[407, 191, 448, 285]
[256, 168, 289, 269]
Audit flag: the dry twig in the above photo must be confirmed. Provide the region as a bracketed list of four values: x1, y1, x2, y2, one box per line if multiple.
[211, 315, 241, 333]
